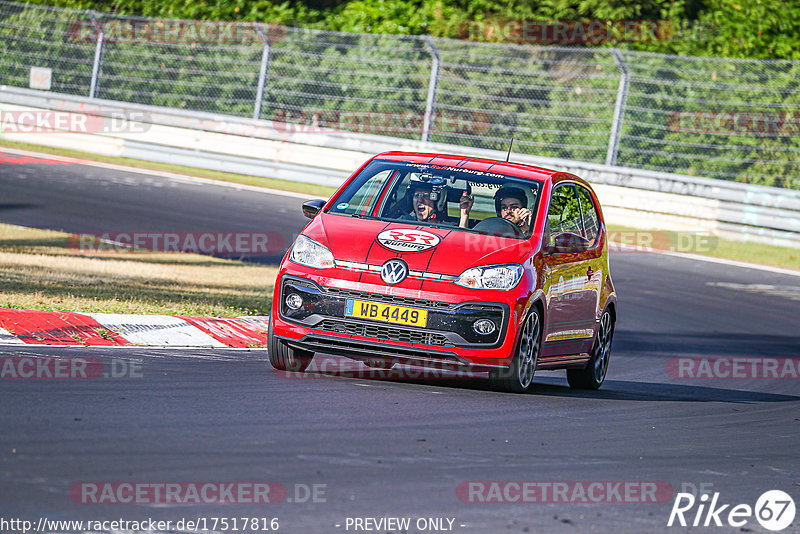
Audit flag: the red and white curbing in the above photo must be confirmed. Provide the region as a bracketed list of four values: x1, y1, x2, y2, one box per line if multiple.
[0, 308, 270, 348]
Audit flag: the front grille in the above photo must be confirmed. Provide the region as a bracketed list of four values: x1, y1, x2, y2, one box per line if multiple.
[316, 319, 452, 346]
[287, 335, 464, 365]
[322, 287, 456, 310]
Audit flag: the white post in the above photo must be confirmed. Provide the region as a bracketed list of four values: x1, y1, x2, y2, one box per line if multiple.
[422, 36, 440, 143]
[253, 23, 271, 120]
[606, 48, 629, 166]
[88, 11, 105, 99]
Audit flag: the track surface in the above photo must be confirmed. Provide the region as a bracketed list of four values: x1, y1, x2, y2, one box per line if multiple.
[0, 153, 310, 262]
[1, 154, 799, 533]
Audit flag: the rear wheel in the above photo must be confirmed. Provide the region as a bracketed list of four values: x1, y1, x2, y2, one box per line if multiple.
[267, 316, 314, 372]
[567, 309, 614, 389]
[489, 307, 541, 393]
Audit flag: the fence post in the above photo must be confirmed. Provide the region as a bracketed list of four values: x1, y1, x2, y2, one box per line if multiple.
[422, 36, 440, 143]
[253, 23, 271, 121]
[88, 11, 105, 99]
[606, 48, 629, 166]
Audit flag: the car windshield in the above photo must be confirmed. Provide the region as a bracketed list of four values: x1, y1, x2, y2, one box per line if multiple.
[327, 160, 542, 239]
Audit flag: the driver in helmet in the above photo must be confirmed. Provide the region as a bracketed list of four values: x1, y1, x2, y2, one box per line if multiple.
[494, 186, 532, 234]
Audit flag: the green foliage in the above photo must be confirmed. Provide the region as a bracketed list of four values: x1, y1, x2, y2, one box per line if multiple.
[21, 0, 800, 60]
[662, 0, 800, 60]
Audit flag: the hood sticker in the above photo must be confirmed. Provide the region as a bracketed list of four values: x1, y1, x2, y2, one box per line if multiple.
[377, 229, 441, 253]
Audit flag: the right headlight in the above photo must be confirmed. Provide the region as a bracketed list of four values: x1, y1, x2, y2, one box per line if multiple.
[289, 234, 334, 269]
[455, 263, 524, 290]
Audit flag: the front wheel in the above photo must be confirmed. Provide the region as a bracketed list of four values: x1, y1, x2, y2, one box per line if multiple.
[567, 309, 614, 389]
[267, 316, 314, 372]
[489, 307, 542, 393]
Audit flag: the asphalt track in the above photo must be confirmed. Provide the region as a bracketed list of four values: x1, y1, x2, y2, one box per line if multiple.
[1, 152, 799, 533]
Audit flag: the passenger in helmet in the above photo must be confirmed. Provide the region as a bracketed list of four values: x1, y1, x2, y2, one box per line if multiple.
[409, 182, 439, 222]
[401, 180, 473, 228]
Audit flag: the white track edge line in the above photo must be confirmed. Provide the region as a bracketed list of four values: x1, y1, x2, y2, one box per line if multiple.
[610, 241, 800, 277]
[1, 147, 319, 200]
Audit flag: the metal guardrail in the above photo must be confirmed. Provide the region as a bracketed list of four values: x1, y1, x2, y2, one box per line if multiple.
[1, 85, 798, 248]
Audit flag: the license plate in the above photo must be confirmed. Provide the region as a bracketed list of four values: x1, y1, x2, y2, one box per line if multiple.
[345, 299, 428, 327]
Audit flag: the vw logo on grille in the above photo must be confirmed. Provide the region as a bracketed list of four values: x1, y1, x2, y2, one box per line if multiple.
[380, 259, 408, 285]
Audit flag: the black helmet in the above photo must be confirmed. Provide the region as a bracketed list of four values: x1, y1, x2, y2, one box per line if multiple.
[494, 186, 528, 216]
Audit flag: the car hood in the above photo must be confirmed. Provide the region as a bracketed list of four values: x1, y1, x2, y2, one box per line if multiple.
[302, 213, 533, 276]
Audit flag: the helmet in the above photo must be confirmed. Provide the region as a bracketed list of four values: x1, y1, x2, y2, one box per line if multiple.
[406, 175, 449, 215]
[494, 186, 528, 216]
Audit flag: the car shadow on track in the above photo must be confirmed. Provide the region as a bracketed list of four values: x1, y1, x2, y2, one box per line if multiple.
[279, 361, 800, 403]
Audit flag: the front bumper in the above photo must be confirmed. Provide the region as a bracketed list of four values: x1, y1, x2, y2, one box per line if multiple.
[274, 275, 515, 367]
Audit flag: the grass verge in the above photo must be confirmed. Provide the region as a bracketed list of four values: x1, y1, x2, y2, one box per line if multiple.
[0, 223, 277, 316]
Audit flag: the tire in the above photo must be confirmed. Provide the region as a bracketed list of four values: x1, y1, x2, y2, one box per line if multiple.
[567, 308, 614, 390]
[267, 316, 314, 372]
[489, 307, 542, 393]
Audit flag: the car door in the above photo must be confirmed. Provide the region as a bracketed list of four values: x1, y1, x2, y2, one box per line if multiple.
[541, 183, 597, 358]
[575, 184, 605, 346]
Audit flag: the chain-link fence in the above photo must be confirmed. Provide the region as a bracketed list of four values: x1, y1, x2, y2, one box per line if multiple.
[1, 1, 798, 188]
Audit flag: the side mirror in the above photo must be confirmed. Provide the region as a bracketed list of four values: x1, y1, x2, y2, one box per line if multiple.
[302, 199, 326, 219]
[546, 232, 590, 254]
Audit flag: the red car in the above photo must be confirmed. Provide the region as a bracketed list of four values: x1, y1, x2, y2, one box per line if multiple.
[268, 152, 616, 393]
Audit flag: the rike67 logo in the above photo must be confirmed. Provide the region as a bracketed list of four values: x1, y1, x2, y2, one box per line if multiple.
[668, 489, 796, 531]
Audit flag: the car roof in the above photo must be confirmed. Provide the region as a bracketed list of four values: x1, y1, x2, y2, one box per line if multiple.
[372, 151, 562, 183]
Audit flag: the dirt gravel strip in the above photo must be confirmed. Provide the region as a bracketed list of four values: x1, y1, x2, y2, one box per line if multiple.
[0, 308, 270, 348]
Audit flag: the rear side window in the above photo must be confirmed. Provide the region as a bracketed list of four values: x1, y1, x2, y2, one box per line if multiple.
[576, 186, 600, 246]
[547, 184, 582, 240]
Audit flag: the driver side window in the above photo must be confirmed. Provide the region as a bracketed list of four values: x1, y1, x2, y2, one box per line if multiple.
[547, 184, 582, 242]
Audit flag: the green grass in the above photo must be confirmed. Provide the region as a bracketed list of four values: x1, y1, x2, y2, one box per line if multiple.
[0, 223, 278, 316]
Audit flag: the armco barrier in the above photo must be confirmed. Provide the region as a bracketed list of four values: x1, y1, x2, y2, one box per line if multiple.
[1, 85, 798, 248]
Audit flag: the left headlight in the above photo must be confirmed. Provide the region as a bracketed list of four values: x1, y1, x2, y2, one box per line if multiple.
[455, 263, 524, 290]
[289, 234, 335, 269]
